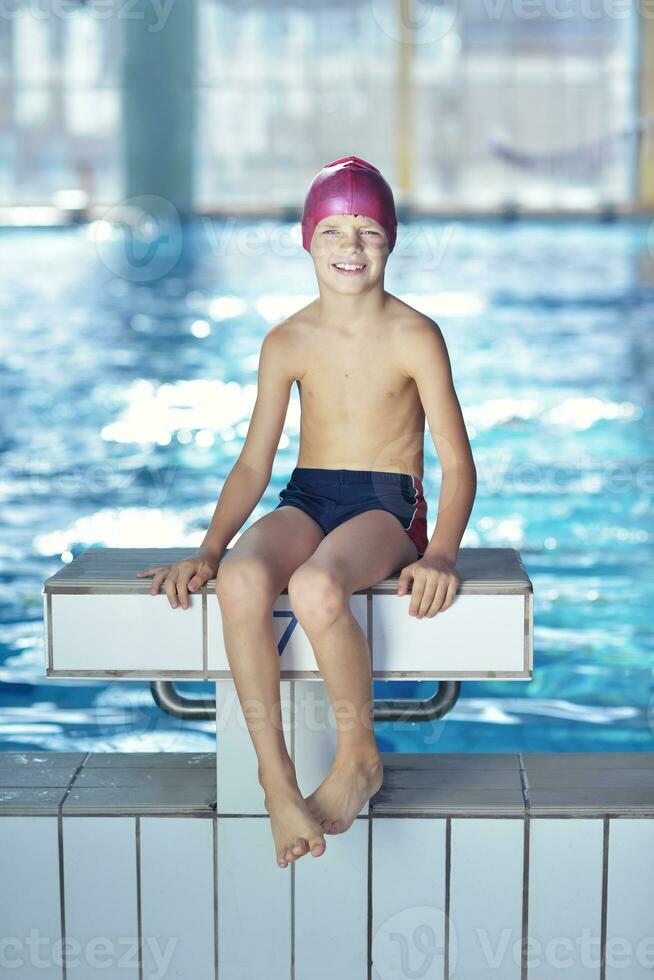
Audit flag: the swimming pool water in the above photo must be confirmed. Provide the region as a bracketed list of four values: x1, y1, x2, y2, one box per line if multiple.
[0, 217, 652, 753]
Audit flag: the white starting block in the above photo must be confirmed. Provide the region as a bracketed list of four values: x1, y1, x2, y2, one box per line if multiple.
[43, 546, 532, 680]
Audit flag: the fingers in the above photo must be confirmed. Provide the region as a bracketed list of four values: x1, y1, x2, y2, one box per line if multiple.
[188, 563, 213, 593]
[178, 560, 217, 607]
[176, 563, 196, 610]
[137, 565, 174, 601]
[440, 577, 459, 614]
[138, 561, 211, 609]
[408, 573, 460, 618]
[421, 579, 447, 617]
[409, 575, 426, 616]
[149, 569, 170, 596]
[164, 573, 180, 609]
[396, 564, 415, 597]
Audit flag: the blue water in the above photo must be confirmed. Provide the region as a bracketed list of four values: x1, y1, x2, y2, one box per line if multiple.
[0, 218, 652, 754]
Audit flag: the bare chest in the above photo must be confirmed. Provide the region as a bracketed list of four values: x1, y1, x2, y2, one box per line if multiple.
[297, 344, 416, 419]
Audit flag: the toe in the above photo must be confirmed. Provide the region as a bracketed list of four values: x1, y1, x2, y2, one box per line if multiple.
[292, 838, 308, 855]
[310, 836, 326, 857]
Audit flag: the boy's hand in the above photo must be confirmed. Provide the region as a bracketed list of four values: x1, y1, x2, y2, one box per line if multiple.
[136, 552, 220, 609]
[396, 554, 460, 618]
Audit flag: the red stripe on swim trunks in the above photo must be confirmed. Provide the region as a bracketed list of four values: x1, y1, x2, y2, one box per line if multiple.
[406, 475, 428, 555]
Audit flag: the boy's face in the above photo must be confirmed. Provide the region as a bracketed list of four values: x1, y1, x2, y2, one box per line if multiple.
[309, 214, 390, 292]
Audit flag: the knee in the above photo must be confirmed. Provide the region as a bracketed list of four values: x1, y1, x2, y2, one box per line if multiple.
[214, 556, 278, 616]
[287, 564, 348, 629]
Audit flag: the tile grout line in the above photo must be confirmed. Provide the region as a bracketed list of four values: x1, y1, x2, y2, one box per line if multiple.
[517, 753, 531, 813]
[600, 816, 609, 980]
[367, 814, 373, 980]
[213, 816, 219, 980]
[58, 752, 90, 811]
[57, 751, 89, 980]
[518, 753, 531, 980]
[39, 809, 576, 819]
[521, 815, 530, 980]
[135, 816, 143, 980]
[290, 679, 295, 980]
[57, 813, 67, 980]
[444, 817, 451, 980]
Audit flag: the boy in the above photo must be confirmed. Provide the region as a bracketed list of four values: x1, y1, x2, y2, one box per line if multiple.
[136, 156, 477, 869]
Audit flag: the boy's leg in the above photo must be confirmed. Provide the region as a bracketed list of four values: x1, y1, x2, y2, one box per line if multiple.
[286, 508, 419, 833]
[215, 504, 329, 866]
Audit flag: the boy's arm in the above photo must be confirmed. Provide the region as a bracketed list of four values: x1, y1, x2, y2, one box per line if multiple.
[402, 318, 477, 564]
[198, 326, 295, 559]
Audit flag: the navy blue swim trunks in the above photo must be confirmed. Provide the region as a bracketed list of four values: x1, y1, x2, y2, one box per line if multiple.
[275, 467, 429, 559]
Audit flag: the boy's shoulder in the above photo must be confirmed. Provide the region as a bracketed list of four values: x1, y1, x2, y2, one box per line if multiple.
[384, 293, 444, 342]
[382, 295, 451, 381]
[259, 304, 317, 381]
[266, 299, 319, 338]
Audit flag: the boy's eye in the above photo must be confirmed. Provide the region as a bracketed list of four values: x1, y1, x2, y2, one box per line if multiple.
[322, 228, 379, 236]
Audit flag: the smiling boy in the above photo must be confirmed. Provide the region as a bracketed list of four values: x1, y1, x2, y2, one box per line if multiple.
[137, 156, 477, 869]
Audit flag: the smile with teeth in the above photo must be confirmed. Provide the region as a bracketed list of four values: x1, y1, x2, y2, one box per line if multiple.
[333, 262, 366, 271]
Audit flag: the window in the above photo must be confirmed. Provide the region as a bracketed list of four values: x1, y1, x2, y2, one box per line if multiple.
[0, 3, 122, 205]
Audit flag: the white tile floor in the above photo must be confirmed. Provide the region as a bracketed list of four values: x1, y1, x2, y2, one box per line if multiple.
[1, 751, 653, 979]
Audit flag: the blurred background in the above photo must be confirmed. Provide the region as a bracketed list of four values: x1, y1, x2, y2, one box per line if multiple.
[0, 0, 652, 754]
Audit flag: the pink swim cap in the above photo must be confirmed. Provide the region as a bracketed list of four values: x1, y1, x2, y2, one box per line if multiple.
[301, 156, 397, 254]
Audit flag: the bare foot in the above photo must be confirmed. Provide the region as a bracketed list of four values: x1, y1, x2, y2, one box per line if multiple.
[263, 781, 327, 869]
[304, 756, 384, 834]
